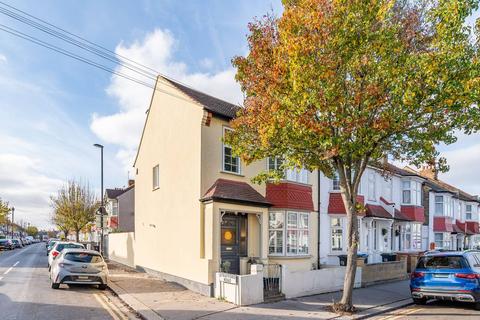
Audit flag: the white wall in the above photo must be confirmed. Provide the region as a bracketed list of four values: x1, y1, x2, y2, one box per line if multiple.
[282, 265, 362, 299]
[214, 271, 264, 306]
[108, 232, 135, 268]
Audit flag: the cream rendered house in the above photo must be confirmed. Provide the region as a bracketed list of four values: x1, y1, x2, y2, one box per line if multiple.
[133, 76, 319, 296]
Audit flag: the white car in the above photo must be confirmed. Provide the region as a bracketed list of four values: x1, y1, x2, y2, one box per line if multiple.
[48, 241, 85, 268]
[50, 249, 108, 289]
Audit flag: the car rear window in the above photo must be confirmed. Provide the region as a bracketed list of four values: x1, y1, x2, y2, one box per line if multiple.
[56, 243, 84, 251]
[417, 256, 468, 269]
[64, 253, 103, 263]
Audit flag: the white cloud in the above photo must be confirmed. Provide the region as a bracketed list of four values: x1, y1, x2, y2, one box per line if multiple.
[0, 54, 6, 63]
[90, 29, 242, 171]
[199, 57, 214, 69]
[0, 153, 63, 229]
[438, 139, 480, 195]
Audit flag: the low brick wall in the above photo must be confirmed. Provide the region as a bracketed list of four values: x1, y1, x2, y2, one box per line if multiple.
[360, 260, 407, 287]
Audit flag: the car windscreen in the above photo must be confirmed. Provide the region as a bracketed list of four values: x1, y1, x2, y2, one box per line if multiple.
[56, 243, 84, 251]
[64, 252, 103, 263]
[417, 255, 468, 269]
[0, 240, 7, 243]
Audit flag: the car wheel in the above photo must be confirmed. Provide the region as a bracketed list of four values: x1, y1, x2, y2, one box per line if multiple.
[413, 297, 427, 305]
[474, 301, 480, 311]
[98, 284, 107, 290]
[51, 282, 60, 289]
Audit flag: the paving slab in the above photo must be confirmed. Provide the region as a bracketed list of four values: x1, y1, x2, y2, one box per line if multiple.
[107, 261, 412, 320]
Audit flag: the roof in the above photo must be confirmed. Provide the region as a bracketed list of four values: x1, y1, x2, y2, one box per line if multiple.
[106, 184, 134, 200]
[382, 163, 422, 178]
[365, 204, 393, 219]
[200, 179, 271, 207]
[162, 76, 240, 119]
[394, 208, 414, 221]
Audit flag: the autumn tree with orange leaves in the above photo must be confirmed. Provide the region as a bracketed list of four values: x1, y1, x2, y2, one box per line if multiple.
[227, 0, 479, 312]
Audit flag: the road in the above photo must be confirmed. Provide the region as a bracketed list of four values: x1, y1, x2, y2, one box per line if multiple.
[0, 242, 137, 320]
[371, 300, 480, 319]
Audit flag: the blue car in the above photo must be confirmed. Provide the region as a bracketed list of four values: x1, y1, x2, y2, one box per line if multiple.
[410, 251, 480, 309]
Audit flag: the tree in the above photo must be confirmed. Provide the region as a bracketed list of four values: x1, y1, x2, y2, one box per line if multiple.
[0, 198, 9, 225]
[228, 0, 479, 312]
[26, 226, 38, 237]
[50, 181, 99, 242]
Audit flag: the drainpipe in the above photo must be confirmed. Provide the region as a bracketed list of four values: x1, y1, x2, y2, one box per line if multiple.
[317, 171, 321, 269]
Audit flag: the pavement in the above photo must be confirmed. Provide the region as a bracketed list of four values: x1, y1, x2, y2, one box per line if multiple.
[0, 242, 136, 320]
[106, 260, 414, 320]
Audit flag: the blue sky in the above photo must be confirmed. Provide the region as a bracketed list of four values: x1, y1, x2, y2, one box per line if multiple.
[0, 1, 478, 229]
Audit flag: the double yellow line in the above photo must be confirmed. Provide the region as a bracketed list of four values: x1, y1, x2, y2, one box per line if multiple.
[93, 292, 129, 320]
[377, 306, 423, 320]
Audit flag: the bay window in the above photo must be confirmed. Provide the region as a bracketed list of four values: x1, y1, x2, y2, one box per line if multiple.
[403, 180, 422, 205]
[435, 195, 444, 216]
[267, 157, 308, 184]
[466, 204, 473, 220]
[223, 127, 240, 174]
[269, 211, 309, 256]
[331, 218, 343, 252]
[412, 223, 422, 249]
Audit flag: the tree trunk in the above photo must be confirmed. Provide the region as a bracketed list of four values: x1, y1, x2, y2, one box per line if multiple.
[338, 190, 359, 312]
[75, 229, 80, 242]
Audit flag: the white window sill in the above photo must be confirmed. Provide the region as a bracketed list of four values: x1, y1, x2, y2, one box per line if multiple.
[220, 170, 244, 177]
[152, 187, 159, 191]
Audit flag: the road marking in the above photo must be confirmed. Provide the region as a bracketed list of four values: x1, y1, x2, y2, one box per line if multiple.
[3, 267, 13, 275]
[0, 276, 3, 281]
[13, 261, 19, 267]
[93, 292, 128, 320]
[379, 307, 423, 320]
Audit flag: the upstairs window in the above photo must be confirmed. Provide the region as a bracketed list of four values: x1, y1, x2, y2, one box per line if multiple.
[368, 172, 376, 201]
[268, 157, 308, 184]
[152, 165, 159, 190]
[332, 172, 341, 191]
[466, 204, 472, 220]
[435, 195, 444, 216]
[223, 128, 240, 174]
[112, 200, 119, 216]
[402, 181, 411, 204]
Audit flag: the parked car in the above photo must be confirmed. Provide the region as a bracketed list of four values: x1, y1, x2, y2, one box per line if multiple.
[410, 251, 480, 309]
[0, 239, 14, 250]
[50, 249, 108, 290]
[11, 239, 23, 249]
[46, 239, 59, 255]
[48, 242, 85, 268]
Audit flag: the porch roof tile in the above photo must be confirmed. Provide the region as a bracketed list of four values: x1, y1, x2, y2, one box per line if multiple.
[200, 178, 271, 207]
[365, 204, 393, 219]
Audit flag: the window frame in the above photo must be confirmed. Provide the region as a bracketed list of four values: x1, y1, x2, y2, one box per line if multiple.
[330, 217, 344, 253]
[222, 127, 241, 174]
[435, 195, 444, 216]
[466, 204, 472, 220]
[268, 211, 309, 257]
[402, 180, 411, 204]
[332, 172, 341, 191]
[152, 164, 159, 190]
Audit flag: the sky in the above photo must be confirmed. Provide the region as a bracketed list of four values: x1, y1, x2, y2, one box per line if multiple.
[0, 1, 478, 229]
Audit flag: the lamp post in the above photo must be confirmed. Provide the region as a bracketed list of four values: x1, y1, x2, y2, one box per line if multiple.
[93, 143, 104, 255]
[10, 207, 14, 239]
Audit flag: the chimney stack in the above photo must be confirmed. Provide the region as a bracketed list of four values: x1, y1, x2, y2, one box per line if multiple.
[419, 160, 438, 180]
[128, 179, 135, 187]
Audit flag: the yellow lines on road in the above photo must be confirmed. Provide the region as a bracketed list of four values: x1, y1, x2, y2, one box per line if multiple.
[378, 306, 424, 320]
[93, 291, 129, 320]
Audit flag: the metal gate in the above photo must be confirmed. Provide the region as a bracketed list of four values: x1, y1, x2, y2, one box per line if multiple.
[263, 263, 282, 298]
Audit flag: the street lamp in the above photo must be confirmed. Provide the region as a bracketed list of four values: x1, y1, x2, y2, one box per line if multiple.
[9, 207, 14, 239]
[93, 143, 105, 255]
